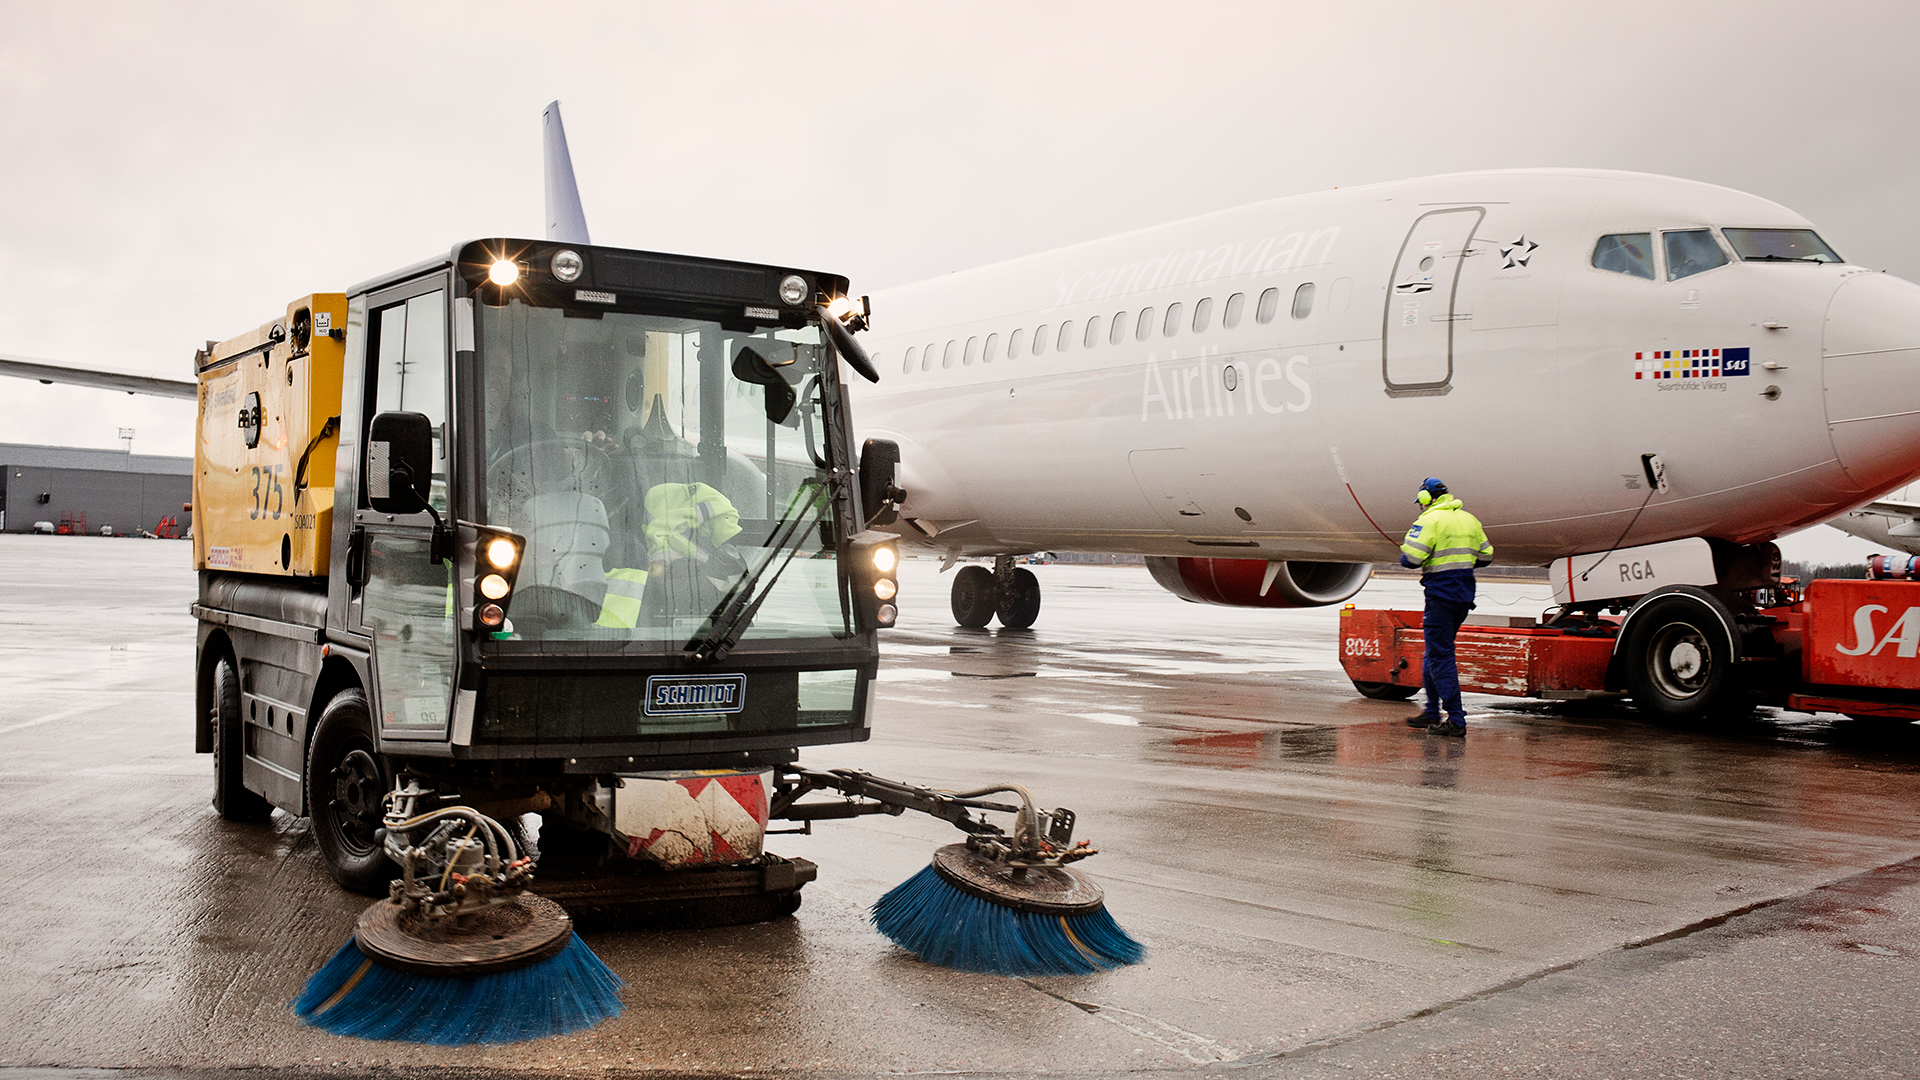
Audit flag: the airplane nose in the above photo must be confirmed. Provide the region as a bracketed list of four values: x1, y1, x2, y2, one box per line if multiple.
[1823, 272, 1920, 492]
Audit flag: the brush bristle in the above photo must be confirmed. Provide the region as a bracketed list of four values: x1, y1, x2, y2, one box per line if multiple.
[293, 932, 624, 1044]
[871, 863, 1144, 976]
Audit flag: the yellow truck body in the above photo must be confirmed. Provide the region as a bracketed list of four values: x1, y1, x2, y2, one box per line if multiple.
[192, 294, 347, 576]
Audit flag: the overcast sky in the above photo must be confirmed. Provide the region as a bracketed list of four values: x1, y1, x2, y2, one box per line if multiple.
[1, 1, 1912, 561]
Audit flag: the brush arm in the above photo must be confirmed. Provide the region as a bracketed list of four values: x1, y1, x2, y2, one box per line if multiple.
[774, 768, 1086, 863]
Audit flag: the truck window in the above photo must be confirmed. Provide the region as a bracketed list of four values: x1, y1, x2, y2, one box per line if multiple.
[477, 301, 844, 651]
[369, 290, 449, 511]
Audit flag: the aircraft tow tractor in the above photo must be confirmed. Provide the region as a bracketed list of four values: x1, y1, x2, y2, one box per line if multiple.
[1341, 540, 1920, 724]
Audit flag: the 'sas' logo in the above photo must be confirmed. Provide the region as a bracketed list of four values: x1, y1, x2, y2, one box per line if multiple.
[1836, 604, 1920, 658]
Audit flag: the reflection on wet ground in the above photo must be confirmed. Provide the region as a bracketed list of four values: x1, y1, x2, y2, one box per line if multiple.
[1, 543, 1917, 1075]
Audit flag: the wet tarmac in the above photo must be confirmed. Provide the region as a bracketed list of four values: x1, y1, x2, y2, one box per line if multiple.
[1, 537, 1917, 1078]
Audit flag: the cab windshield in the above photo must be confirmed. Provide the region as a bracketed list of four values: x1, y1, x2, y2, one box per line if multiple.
[1723, 228, 1843, 264]
[474, 299, 845, 648]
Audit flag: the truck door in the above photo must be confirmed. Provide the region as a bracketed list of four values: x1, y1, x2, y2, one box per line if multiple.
[353, 283, 457, 741]
[1383, 207, 1483, 396]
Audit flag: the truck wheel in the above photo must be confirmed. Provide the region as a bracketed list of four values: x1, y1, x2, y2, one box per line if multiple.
[307, 689, 397, 894]
[995, 567, 1042, 629]
[1624, 596, 1739, 723]
[951, 565, 995, 628]
[1352, 680, 1419, 701]
[211, 657, 272, 822]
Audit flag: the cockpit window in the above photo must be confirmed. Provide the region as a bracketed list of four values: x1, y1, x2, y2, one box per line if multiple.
[1592, 233, 1655, 279]
[1664, 230, 1728, 281]
[1723, 228, 1843, 264]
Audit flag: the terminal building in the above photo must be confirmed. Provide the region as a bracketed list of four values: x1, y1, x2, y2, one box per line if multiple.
[0, 443, 192, 536]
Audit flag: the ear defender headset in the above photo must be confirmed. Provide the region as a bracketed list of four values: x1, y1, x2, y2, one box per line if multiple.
[1415, 477, 1448, 507]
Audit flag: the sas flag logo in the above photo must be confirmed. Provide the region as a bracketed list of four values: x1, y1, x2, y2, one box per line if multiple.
[1633, 347, 1750, 380]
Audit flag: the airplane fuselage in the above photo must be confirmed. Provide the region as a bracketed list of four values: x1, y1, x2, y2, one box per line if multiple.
[853, 169, 1920, 568]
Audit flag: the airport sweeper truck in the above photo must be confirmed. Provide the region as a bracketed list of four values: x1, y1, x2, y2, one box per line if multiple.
[190, 239, 1139, 1031]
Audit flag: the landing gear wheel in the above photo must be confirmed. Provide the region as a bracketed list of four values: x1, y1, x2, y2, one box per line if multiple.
[995, 567, 1042, 629]
[1352, 680, 1419, 701]
[307, 689, 397, 894]
[951, 565, 996, 628]
[211, 656, 271, 822]
[1625, 596, 1740, 724]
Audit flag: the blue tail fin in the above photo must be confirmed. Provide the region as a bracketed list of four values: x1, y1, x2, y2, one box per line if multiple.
[542, 101, 591, 243]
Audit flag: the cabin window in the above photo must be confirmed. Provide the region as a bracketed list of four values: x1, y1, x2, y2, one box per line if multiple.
[942, 340, 958, 369]
[1163, 302, 1183, 337]
[1032, 325, 1049, 356]
[1084, 315, 1103, 349]
[962, 336, 979, 366]
[1135, 308, 1155, 341]
[1057, 321, 1075, 353]
[1255, 288, 1280, 324]
[921, 342, 935, 371]
[1664, 230, 1728, 281]
[984, 333, 1000, 363]
[1009, 328, 1025, 359]
[1192, 297, 1214, 333]
[1222, 292, 1245, 329]
[902, 347, 916, 374]
[1591, 233, 1656, 280]
[1110, 312, 1127, 345]
[1723, 228, 1843, 264]
[1292, 282, 1316, 320]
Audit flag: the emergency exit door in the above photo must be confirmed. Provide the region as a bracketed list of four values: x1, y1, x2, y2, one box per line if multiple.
[1383, 207, 1483, 395]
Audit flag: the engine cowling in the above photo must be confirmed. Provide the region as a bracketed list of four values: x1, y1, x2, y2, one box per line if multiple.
[1146, 557, 1372, 608]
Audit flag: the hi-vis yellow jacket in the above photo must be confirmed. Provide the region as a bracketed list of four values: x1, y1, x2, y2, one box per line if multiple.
[1400, 495, 1493, 575]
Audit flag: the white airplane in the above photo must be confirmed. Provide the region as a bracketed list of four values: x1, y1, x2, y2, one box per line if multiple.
[849, 169, 1920, 626]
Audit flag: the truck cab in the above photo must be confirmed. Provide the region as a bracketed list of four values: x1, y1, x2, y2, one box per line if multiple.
[194, 239, 897, 899]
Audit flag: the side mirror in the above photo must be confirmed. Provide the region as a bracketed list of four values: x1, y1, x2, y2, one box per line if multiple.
[731, 346, 798, 424]
[367, 410, 434, 515]
[818, 307, 879, 383]
[858, 438, 903, 526]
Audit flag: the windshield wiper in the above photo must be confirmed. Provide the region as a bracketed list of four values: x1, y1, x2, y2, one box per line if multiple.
[687, 479, 830, 663]
[1742, 254, 1827, 263]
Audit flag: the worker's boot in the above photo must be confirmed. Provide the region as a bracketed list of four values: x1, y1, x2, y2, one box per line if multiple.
[1404, 712, 1440, 728]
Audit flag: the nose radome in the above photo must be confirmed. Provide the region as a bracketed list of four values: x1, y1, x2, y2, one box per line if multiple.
[1823, 272, 1920, 493]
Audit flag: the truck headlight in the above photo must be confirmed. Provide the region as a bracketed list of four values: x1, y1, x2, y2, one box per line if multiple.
[778, 274, 809, 307]
[550, 249, 583, 282]
[488, 260, 520, 286]
[485, 537, 518, 570]
[480, 573, 511, 600]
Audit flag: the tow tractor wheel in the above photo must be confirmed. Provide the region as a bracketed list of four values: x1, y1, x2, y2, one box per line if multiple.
[211, 657, 272, 822]
[951, 564, 996, 628]
[995, 566, 1042, 629]
[307, 688, 398, 894]
[1352, 680, 1419, 701]
[1624, 594, 1740, 724]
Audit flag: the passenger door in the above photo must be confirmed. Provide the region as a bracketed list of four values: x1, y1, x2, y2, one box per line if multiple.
[1383, 207, 1483, 395]
[351, 283, 456, 741]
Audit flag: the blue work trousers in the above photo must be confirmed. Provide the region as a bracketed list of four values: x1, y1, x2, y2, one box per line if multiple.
[1421, 597, 1473, 723]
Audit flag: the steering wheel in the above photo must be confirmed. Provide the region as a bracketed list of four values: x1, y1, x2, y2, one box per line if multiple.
[486, 437, 624, 518]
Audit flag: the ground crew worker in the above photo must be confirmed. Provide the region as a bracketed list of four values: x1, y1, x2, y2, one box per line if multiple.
[1399, 477, 1494, 736]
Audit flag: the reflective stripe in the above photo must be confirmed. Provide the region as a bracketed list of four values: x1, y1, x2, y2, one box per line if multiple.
[596, 568, 649, 628]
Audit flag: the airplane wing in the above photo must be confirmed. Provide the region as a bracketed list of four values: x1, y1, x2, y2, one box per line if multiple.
[1855, 498, 1920, 519]
[0, 353, 196, 400]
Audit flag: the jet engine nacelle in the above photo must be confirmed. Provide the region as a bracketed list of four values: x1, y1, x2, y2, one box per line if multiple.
[1146, 557, 1372, 609]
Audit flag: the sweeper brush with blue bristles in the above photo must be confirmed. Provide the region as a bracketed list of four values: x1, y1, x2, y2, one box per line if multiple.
[294, 925, 623, 1044]
[872, 843, 1144, 976]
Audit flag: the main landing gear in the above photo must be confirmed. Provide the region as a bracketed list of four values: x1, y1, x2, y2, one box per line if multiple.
[951, 555, 1042, 629]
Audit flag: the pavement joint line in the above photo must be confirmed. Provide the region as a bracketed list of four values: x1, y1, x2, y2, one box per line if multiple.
[1234, 850, 1920, 1069]
[1017, 980, 1244, 1064]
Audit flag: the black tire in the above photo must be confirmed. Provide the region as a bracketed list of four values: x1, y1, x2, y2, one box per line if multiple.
[306, 689, 397, 894]
[1624, 596, 1741, 723]
[995, 566, 1042, 629]
[951, 565, 996, 628]
[1353, 680, 1419, 701]
[211, 657, 272, 822]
